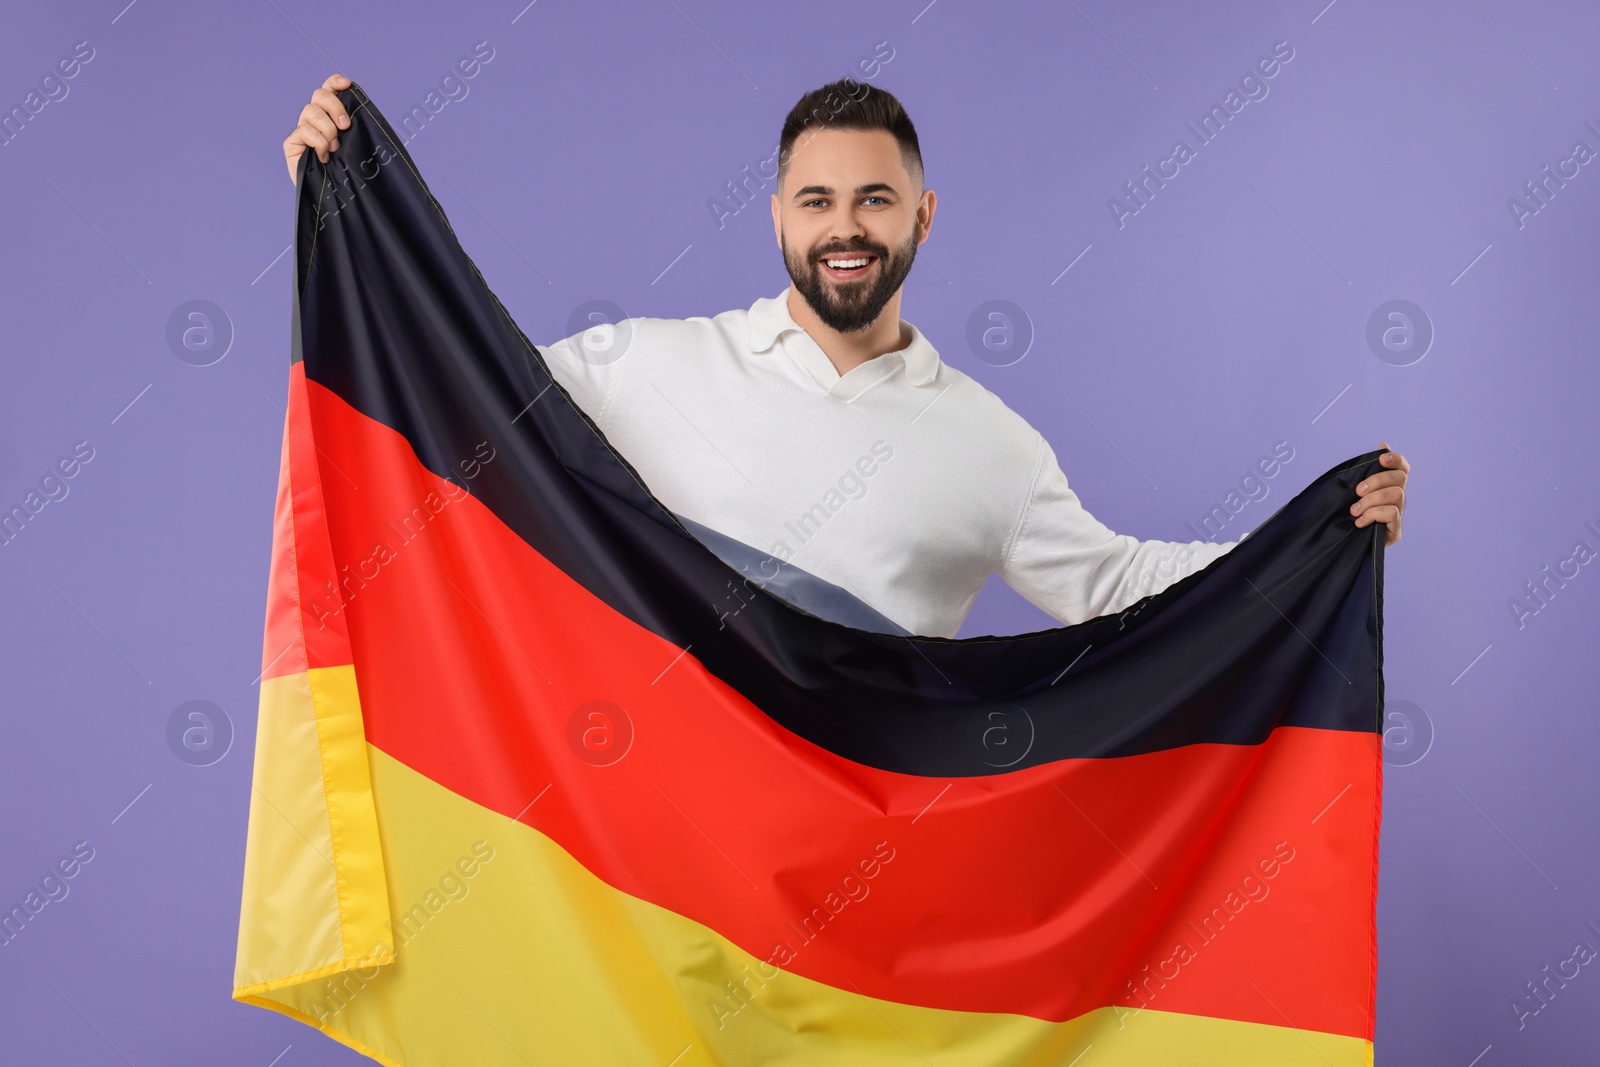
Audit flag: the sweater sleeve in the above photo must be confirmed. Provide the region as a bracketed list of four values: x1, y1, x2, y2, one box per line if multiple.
[997, 436, 1239, 626]
[539, 317, 634, 430]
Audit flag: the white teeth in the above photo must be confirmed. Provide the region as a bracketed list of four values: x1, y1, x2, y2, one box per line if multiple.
[826, 258, 870, 269]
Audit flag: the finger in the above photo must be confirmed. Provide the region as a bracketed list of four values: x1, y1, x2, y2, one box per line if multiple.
[322, 73, 352, 92]
[1354, 505, 1399, 528]
[294, 120, 332, 162]
[294, 119, 330, 153]
[312, 87, 351, 130]
[300, 104, 339, 149]
[1379, 448, 1411, 473]
[1350, 489, 1401, 515]
[1356, 470, 1406, 495]
[1351, 487, 1403, 514]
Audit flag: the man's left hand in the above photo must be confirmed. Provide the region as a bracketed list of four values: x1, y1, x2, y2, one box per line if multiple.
[1352, 441, 1409, 546]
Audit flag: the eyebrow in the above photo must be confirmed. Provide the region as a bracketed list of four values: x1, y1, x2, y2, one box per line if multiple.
[792, 182, 900, 202]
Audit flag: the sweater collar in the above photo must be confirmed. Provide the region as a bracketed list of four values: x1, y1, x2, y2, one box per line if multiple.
[747, 288, 941, 387]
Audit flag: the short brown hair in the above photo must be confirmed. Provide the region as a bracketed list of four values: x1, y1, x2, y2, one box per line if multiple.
[777, 80, 923, 189]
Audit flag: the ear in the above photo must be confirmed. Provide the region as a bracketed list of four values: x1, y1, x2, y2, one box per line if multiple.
[770, 191, 782, 248]
[915, 188, 937, 245]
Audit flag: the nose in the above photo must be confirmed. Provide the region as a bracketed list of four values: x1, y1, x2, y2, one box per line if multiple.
[830, 203, 867, 244]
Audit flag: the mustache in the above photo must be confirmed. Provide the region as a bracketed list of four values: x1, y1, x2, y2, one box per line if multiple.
[809, 240, 889, 262]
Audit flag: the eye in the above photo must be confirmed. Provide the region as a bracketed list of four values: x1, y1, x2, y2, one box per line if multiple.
[802, 198, 828, 209]
[862, 196, 888, 206]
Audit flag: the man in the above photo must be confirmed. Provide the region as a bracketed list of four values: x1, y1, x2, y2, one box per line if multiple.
[284, 74, 1409, 639]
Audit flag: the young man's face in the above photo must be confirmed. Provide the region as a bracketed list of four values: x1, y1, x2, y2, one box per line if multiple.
[772, 127, 935, 333]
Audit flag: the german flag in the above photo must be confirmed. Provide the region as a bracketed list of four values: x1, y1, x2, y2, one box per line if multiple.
[233, 86, 1384, 1066]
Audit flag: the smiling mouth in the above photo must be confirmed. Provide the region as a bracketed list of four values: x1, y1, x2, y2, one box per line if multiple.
[817, 254, 878, 281]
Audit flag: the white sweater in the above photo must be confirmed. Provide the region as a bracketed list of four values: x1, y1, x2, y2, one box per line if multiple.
[540, 288, 1235, 638]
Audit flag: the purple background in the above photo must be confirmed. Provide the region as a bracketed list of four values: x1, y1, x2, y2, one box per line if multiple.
[2, 1, 1597, 1063]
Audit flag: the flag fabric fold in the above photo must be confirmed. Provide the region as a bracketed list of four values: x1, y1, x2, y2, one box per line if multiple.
[233, 84, 1384, 1067]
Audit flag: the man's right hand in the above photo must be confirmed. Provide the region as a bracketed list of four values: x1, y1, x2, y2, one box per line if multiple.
[284, 74, 353, 184]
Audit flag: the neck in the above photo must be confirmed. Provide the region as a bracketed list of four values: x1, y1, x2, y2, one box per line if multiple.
[786, 286, 910, 376]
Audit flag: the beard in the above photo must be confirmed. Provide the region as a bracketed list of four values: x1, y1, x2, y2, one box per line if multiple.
[782, 228, 918, 334]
